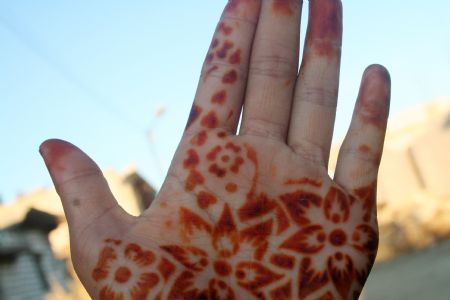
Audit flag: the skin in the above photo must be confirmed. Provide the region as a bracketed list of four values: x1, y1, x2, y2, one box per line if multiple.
[40, 0, 391, 299]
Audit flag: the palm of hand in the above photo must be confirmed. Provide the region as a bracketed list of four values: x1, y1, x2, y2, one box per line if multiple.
[41, 0, 390, 299]
[59, 134, 377, 300]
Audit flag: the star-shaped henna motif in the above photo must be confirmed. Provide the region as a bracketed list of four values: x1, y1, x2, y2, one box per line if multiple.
[161, 202, 286, 299]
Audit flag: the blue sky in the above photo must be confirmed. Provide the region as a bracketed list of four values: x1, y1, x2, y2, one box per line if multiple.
[1, 0, 450, 203]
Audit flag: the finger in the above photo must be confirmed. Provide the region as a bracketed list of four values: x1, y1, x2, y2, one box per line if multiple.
[239, 0, 302, 140]
[288, 0, 342, 166]
[185, 0, 261, 134]
[40, 139, 125, 237]
[334, 65, 391, 190]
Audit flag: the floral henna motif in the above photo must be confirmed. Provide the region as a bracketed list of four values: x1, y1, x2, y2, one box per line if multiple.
[161, 201, 286, 299]
[277, 185, 378, 299]
[92, 182, 378, 299]
[92, 240, 162, 300]
[172, 134, 378, 298]
[89, 139, 378, 299]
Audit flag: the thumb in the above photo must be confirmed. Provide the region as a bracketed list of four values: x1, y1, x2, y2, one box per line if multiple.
[40, 139, 126, 239]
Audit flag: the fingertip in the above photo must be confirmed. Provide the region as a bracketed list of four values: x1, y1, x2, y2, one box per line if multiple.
[306, 0, 343, 55]
[39, 139, 78, 172]
[39, 140, 122, 234]
[40, 138, 72, 154]
[357, 64, 391, 129]
[363, 64, 391, 85]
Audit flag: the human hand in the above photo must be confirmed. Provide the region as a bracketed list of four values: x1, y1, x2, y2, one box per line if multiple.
[40, 0, 390, 299]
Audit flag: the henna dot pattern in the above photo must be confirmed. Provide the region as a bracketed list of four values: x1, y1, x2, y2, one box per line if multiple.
[222, 70, 238, 84]
[114, 266, 131, 283]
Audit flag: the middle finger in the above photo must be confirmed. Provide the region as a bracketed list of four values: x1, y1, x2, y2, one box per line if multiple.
[240, 0, 303, 140]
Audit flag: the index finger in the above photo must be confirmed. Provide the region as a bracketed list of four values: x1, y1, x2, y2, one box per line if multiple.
[184, 0, 261, 134]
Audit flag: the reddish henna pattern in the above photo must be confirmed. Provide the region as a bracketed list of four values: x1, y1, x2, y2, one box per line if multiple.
[211, 38, 219, 49]
[285, 177, 323, 187]
[114, 266, 132, 283]
[240, 219, 273, 258]
[180, 207, 212, 235]
[124, 243, 155, 267]
[99, 286, 123, 300]
[359, 144, 371, 154]
[214, 260, 232, 276]
[305, 0, 342, 57]
[236, 262, 283, 296]
[222, 69, 238, 84]
[199, 142, 245, 180]
[276, 181, 378, 299]
[161, 245, 208, 272]
[217, 131, 227, 138]
[225, 0, 241, 13]
[211, 90, 227, 105]
[183, 149, 199, 169]
[190, 130, 208, 146]
[197, 190, 218, 209]
[354, 183, 376, 223]
[225, 182, 237, 193]
[269, 281, 292, 299]
[318, 291, 334, 300]
[270, 253, 295, 270]
[272, 0, 296, 16]
[213, 203, 239, 257]
[201, 111, 219, 129]
[185, 104, 202, 129]
[229, 49, 241, 64]
[281, 225, 327, 253]
[204, 20, 243, 87]
[105, 238, 122, 246]
[358, 70, 391, 129]
[299, 257, 329, 299]
[92, 246, 117, 281]
[324, 186, 350, 224]
[41, 140, 74, 171]
[209, 163, 227, 177]
[226, 110, 234, 121]
[280, 190, 323, 225]
[157, 258, 175, 281]
[92, 240, 164, 300]
[225, 142, 241, 153]
[329, 229, 347, 246]
[163, 139, 378, 298]
[93, 136, 378, 299]
[218, 22, 233, 35]
[207, 145, 222, 161]
[204, 65, 218, 80]
[216, 41, 234, 59]
[185, 169, 204, 191]
[205, 53, 214, 64]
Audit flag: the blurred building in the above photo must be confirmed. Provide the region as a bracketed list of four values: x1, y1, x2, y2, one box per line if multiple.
[0, 209, 68, 299]
[0, 167, 155, 300]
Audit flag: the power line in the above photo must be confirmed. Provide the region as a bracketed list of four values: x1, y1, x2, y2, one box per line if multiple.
[0, 12, 166, 180]
[0, 13, 145, 133]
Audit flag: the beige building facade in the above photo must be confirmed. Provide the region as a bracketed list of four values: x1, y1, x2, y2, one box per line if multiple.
[0, 167, 155, 300]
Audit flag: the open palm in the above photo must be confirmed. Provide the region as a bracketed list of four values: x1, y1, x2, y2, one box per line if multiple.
[41, 0, 390, 299]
